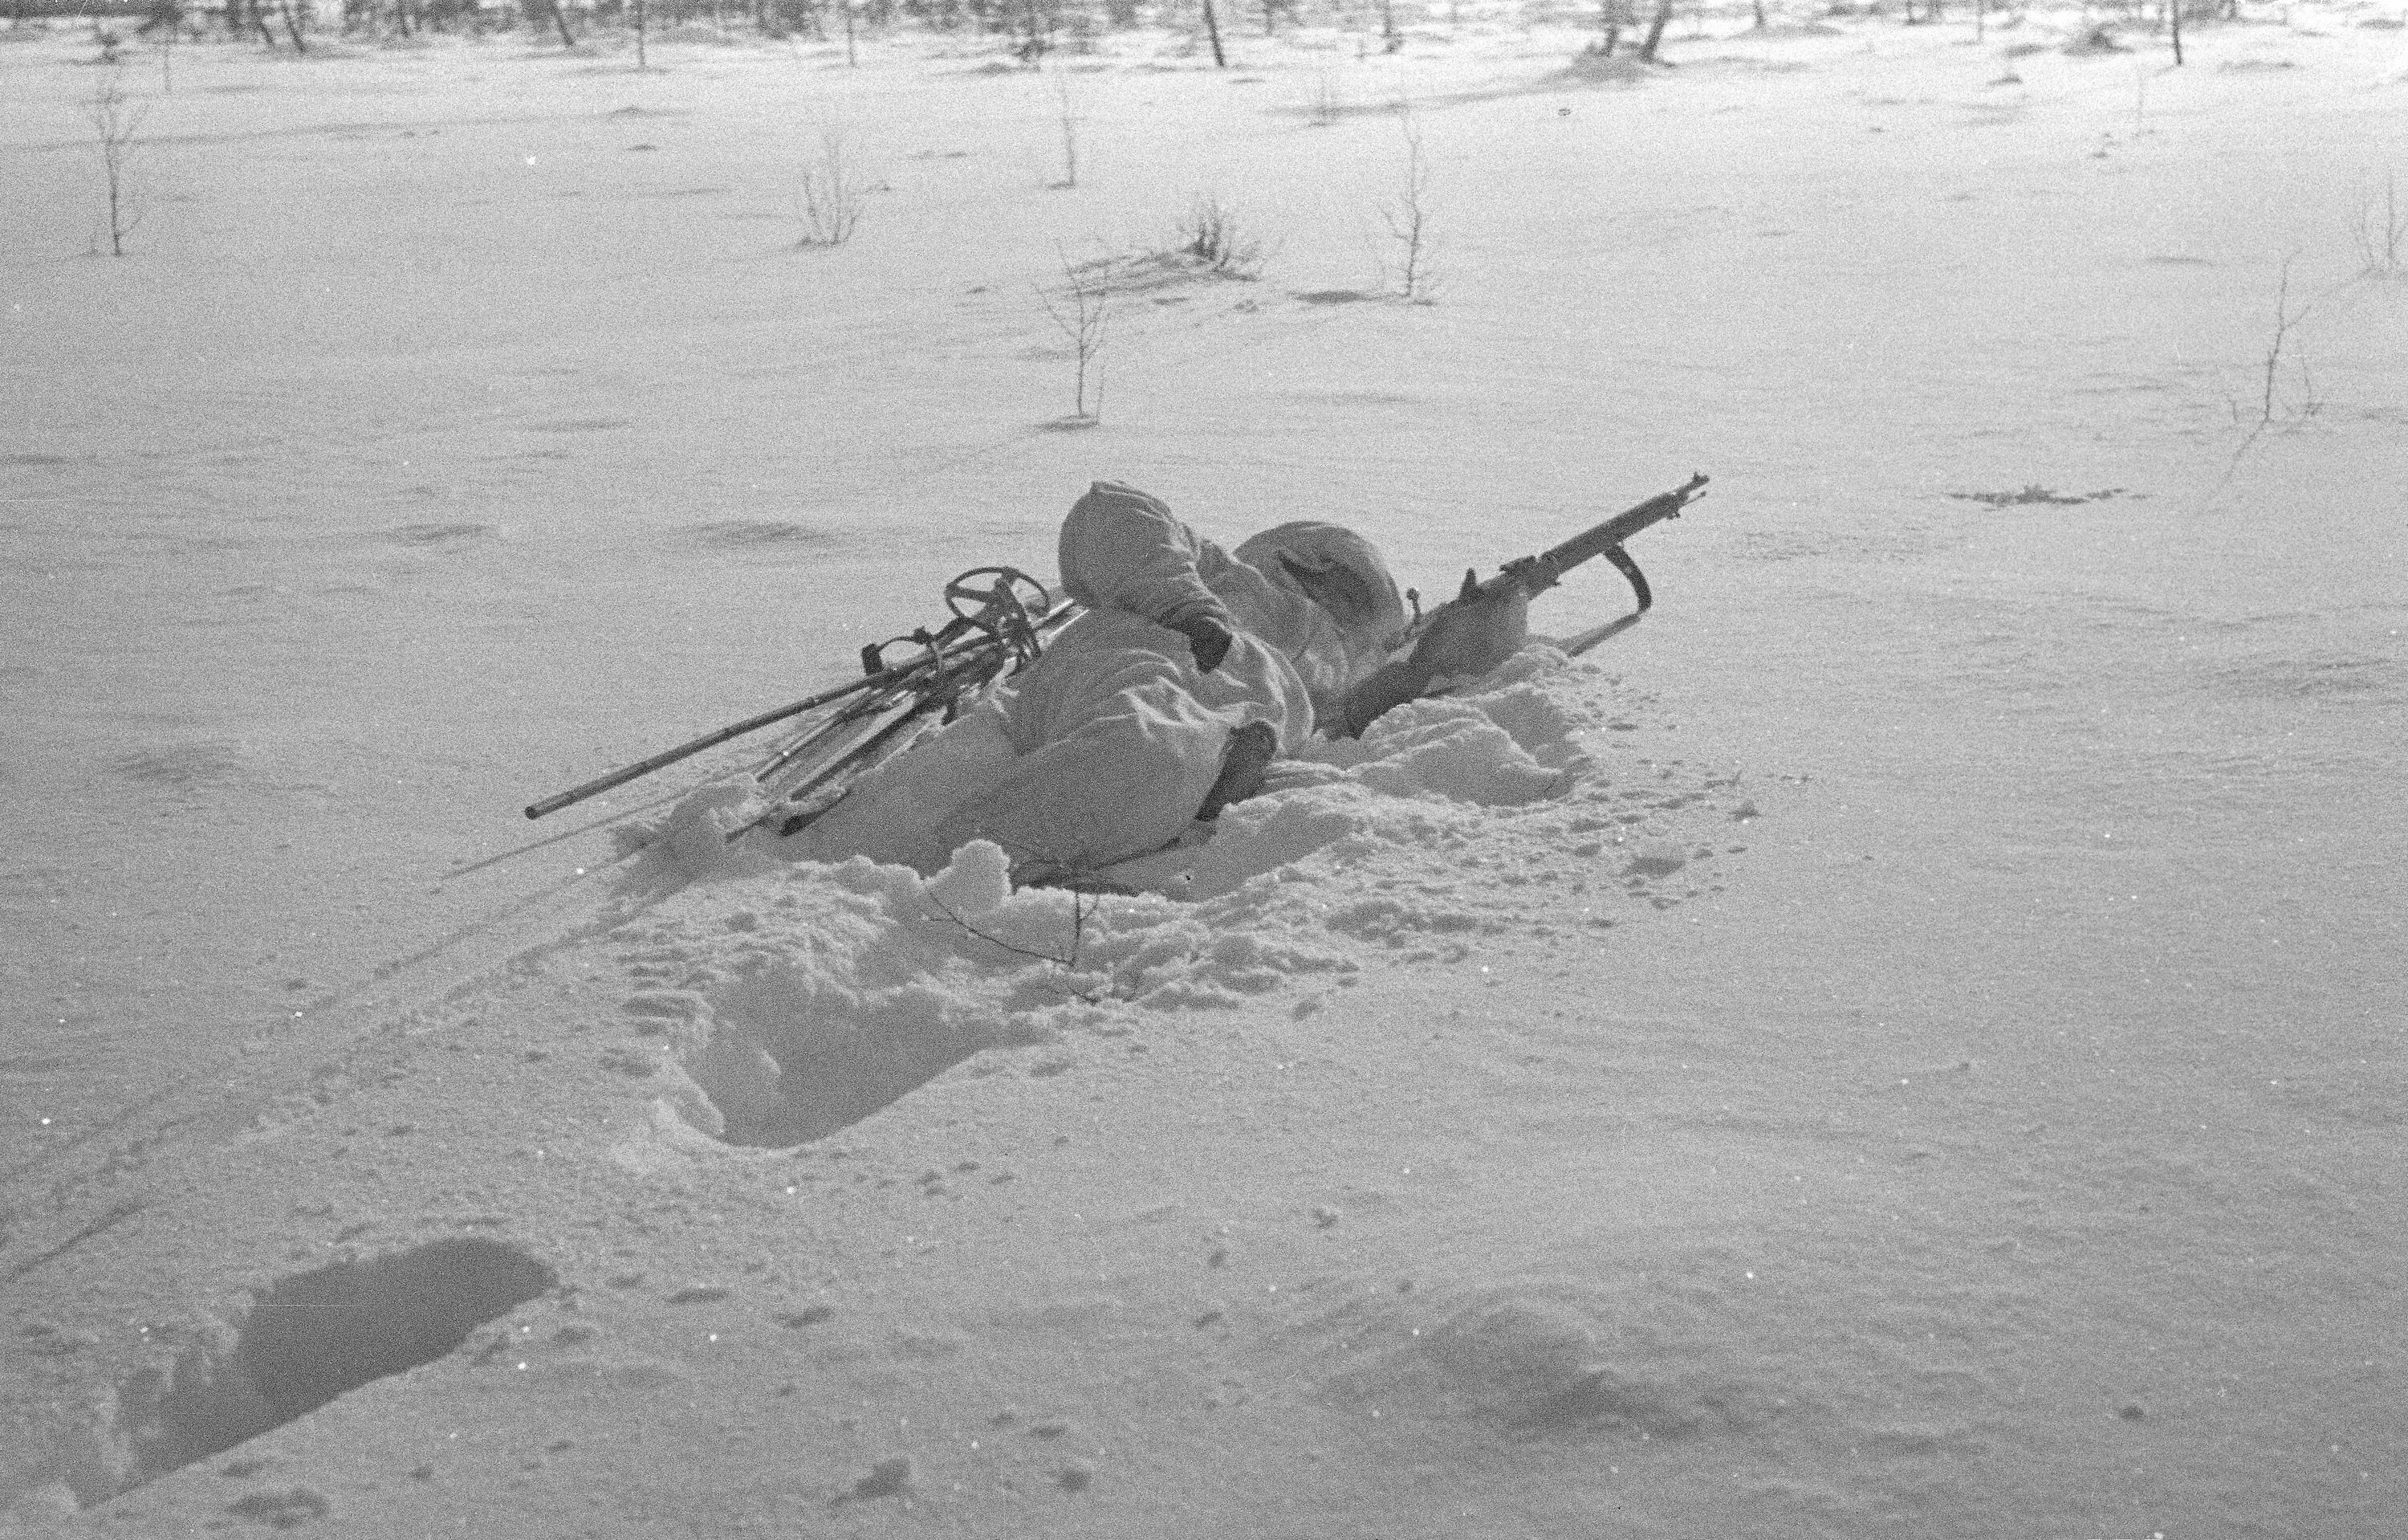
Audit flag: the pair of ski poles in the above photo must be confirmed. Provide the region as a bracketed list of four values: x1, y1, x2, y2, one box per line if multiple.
[521, 568, 1072, 833]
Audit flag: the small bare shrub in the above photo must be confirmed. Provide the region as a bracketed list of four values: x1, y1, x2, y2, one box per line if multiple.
[1309, 67, 1340, 126]
[1053, 77, 1079, 190]
[88, 65, 145, 258]
[2228, 255, 2321, 462]
[2063, 22, 2129, 54]
[2255, 257, 2312, 427]
[2354, 169, 2404, 279]
[1038, 246, 1110, 423]
[797, 127, 867, 247]
[1378, 107, 1437, 303]
[1175, 194, 1266, 278]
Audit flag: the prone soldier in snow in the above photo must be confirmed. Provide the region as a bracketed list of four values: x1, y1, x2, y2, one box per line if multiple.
[786, 480, 1529, 882]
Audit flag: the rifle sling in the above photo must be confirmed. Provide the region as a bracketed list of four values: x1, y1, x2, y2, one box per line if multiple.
[1602, 544, 1652, 613]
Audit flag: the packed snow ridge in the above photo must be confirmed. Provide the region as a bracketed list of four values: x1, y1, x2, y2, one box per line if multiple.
[617, 650, 1747, 1147]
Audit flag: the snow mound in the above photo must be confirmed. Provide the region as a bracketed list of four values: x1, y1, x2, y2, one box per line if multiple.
[604, 652, 1747, 1149]
[1113, 650, 1598, 897]
[1314, 1279, 1798, 1440]
[614, 842, 1360, 1147]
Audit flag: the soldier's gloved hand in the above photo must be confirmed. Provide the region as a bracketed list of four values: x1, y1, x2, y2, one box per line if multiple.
[1406, 587, 1529, 682]
[1177, 616, 1234, 674]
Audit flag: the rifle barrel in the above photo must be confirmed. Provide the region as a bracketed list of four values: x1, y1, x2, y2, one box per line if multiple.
[1521, 471, 1710, 591]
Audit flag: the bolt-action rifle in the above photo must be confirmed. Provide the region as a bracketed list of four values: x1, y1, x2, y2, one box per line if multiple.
[1397, 471, 1710, 658]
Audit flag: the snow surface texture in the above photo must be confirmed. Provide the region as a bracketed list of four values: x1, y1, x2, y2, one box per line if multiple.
[6, 6, 2406, 1537]
[627, 646, 1691, 1150]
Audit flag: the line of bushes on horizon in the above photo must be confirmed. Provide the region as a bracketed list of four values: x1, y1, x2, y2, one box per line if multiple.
[13, 0, 1451, 50]
[18, 0, 2282, 63]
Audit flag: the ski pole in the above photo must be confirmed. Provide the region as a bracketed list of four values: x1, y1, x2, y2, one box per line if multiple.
[523, 668, 918, 821]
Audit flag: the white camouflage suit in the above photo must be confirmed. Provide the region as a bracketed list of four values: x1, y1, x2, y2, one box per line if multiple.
[791, 481, 1405, 877]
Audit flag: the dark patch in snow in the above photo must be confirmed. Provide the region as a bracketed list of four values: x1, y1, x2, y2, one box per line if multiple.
[1946, 485, 2130, 508]
[111, 740, 251, 790]
[1, 452, 74, 466]
[687, 519, 842, 549]
[385, 521, 496, 548]
[2146, 255, 2215, 267]
[226, 1486, 330, 1529]
[1553, 52, 1654, 86]
[847, 1456, 912, 1500]
[1687, 55, 1812, 73]
[527, 418, 631, 434]
[1069, 248, 1261, 295]
[2062, 24, 2131, 55]
[1298, 389, 1418, 405]
[1296, 288, 1374, 306]
[2214, 653, 2401, 703]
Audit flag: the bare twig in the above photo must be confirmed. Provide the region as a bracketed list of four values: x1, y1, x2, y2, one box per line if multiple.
[1053, 76, 1079, 190]
[1309, 68, 1340, 126]
[2225, 254, 2319, 475]
[87, 66, 145, 258]
[797, 126, 867, 247]
[2354, 169, 2404, 279]
[1379, 106, 1437, 303]
[920, 889, 1104, 972]
[1037, 245, 1109, 422]
[2257, 256, 2307, 429]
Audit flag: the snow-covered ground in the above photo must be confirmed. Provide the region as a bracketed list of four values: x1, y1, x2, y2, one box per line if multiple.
[3, 6, 2404, 1534]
